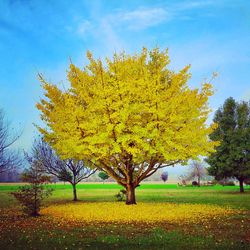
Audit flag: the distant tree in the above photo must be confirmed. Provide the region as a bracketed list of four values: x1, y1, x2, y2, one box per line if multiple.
[98, 171, 109, 183]
[30, 139, 96, 201]
[37, 48, 218, 204]
[0, 109, 21, 174]
[11, 161, 53, 216]
[161, 171, 168, 183]
[178, 175, 187, 186]
[186, 160, 208, 186]
[192, 180, 199, 186]
[206, 97, 250, 192]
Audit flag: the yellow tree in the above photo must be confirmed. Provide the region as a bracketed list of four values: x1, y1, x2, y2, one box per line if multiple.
[37, 48, 218, 204]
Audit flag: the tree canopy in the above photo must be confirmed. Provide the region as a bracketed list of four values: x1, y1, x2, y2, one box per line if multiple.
[37, 47, 218, 204]
[206, 97, 250, 192]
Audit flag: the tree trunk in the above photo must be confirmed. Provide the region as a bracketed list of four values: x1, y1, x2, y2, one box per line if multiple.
[32, 185, 39, 216]
[72, 183, 78, 201]
[198, 176, 200, 187]
[239, 179, 244, 193]
[31, 210, 39, 216]
[126, 184, 136, 205]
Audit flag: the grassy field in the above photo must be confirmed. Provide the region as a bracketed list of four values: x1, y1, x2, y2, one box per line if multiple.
[0, 183, 249, 249]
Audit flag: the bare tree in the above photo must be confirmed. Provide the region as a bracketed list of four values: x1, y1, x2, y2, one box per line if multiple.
[30, 139, 96, 201]
[0, 109, 21, 174]
[186, 160, 208, 186]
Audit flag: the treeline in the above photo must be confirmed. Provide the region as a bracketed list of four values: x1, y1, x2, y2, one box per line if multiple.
[0, 170, 20, 182]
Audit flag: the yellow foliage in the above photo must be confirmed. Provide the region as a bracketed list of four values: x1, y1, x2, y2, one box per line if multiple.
[42, 202, 237, 224]
[36, 48, 219, 190]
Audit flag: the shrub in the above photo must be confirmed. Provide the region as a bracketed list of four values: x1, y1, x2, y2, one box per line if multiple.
[114, 189, 126, 202]
[192, 181, 198, 186]
[12, 184, 53, 216]
[11, 163, 53, 216]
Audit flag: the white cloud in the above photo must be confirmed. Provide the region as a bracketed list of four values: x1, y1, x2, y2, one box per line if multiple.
[110, 1, 221, 31]
[69, 1, 221, 40]
[117, 7, 170, 30]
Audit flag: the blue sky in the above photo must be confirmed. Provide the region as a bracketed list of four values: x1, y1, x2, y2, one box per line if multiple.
[0, 0, 250, 155]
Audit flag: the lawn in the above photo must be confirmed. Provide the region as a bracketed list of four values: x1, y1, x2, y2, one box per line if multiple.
[0, 183, 249, 249]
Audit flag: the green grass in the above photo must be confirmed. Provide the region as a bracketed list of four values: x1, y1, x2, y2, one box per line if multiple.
[0, 182, 247, 191]
[0, 183, 250, 249]
[1, 227, 246, 250]
[1, 183, 249, 209]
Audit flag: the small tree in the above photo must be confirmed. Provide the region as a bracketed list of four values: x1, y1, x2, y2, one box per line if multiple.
[186, 160, 208, 186]
[178, 175, 187, 186]
[161, 171, 168, 183]
[98, 171, 109, 183]
[11, 162, 52, 216]
[31, 139, 96, 201]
